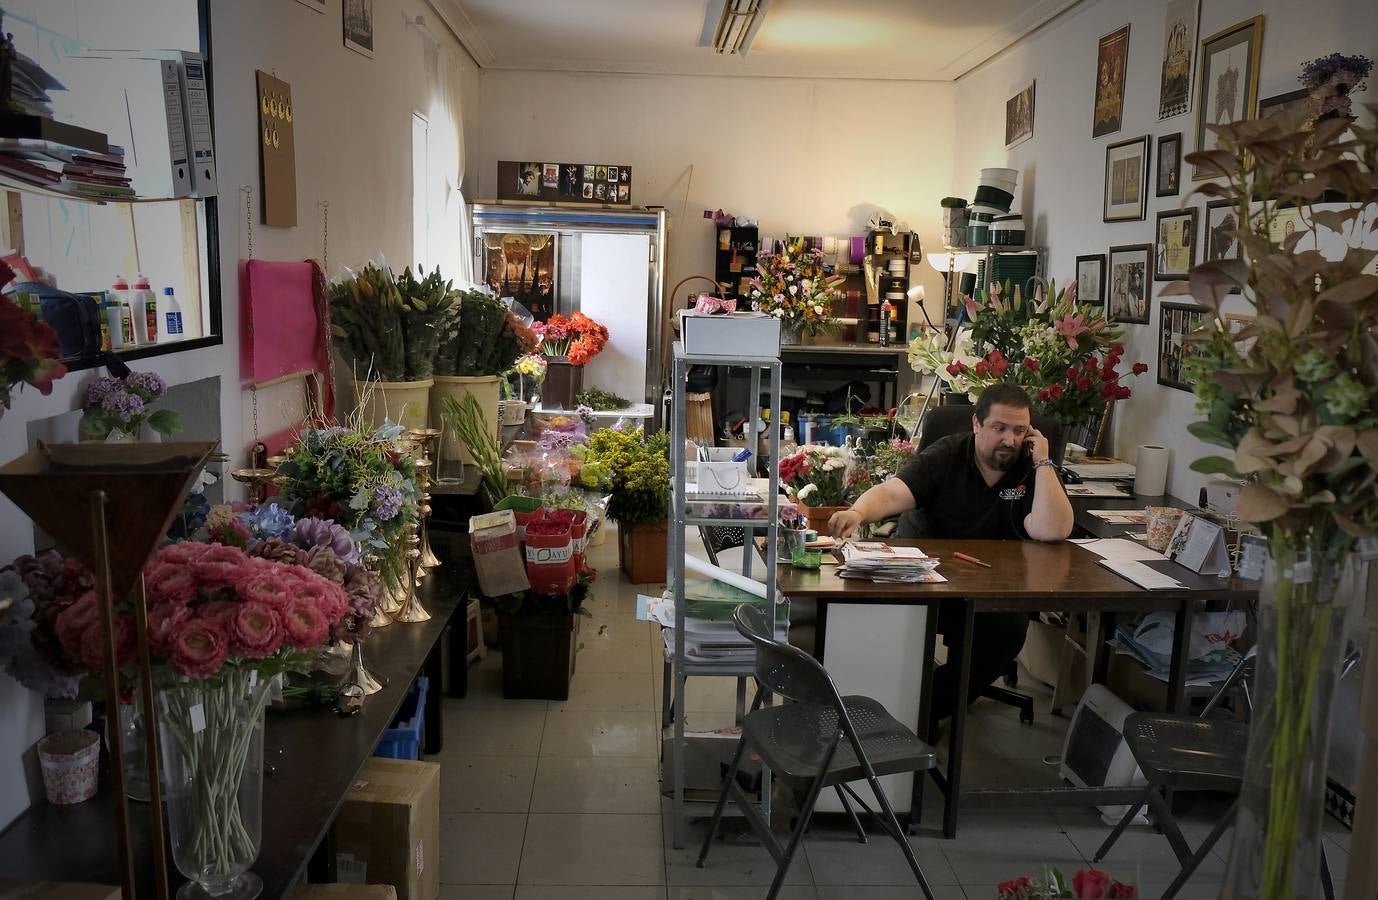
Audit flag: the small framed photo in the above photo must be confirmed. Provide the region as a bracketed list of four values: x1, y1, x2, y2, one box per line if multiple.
[1156, 132, 1182, 196]
[1158, 301, 1211, 391]
[1076, 254, 1106, 304]
[1107, 243, 1153, 324]
[581, 182, 594, 199]
[582, 164, 595, 180]
[1258, 87, 1311, 120]
[1006, 81, 1036, 148]
[541, 163, 559, 188]
[607, 166, 619, 182]
[1193, 16, 1264, 180]
[595, 165, 607, 181]
[1103, 134, 1149, 222]
[1155, 207, 1198, 281]
[342, 0, 374, 58]
[1203, 200, 1242, 293]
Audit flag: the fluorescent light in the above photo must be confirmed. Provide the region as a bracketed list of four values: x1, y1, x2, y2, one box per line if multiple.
[700, 0, 769, 56]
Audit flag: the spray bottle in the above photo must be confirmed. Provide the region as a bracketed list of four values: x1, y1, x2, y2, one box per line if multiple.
[130, 273, 157, 345]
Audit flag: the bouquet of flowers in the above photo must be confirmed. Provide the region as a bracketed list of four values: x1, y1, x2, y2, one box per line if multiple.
[997, 867, 1137, 898]
[394, 265, 464, 379]
[575, 426, 670, 525]
[908, 279, 1147, 429]
[1299, 52, 1371, 121]
[78, 370, 181, 441]
[749, 235, 844, 335]
[434, 288, 537, 377]
[0, 551, 93, 698]
[531, 312, 609, 366]
[330, 262, 408, 381]
[0, 291, 66, 417]
[846, 437, 918, 501]
[778, 444, 854, 507]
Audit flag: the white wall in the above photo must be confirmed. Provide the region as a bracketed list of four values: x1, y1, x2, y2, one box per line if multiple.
[0, 0, 479, 830]
[952, 0, 1378, 502]
[474, 71, 956, 338]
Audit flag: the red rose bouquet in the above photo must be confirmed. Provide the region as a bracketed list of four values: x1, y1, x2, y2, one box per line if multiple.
[0, 292, 67, 418]
[532, 312, 609, 366]
[996, 867, 1137, 898]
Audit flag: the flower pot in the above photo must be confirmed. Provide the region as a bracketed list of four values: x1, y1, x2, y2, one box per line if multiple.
[617, 520, 669, 584]
[159, 670, 272, 899]
[542, 358, 583, 410]
[499, 609, 580, 700]
[1221, 549, 1367, 899]
[779, 323, 803, 347]
[431, 374, 501, 466]
[37, 729, 100, 805]
[794, 502, 847, 531]
[355, 378, 433, 431]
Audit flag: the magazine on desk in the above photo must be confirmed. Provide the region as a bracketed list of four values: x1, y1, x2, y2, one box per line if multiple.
[838, 542, 947, 583]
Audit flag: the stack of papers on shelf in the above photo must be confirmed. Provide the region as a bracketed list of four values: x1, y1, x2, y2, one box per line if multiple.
[637, 578, 789, 668]
[0, 138, 130, 196]
[838, 542, 946, 583]
[1110, 614, 1244, 686]
[1064, 461, 1137, 479]
[5, 49, 64, 117]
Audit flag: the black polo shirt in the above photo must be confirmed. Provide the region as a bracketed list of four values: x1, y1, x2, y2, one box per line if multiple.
[895, 433, 1038, 540]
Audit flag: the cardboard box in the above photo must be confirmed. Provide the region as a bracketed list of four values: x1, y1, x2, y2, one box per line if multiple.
[679, 311, 781, 358]
[0, 883, 122, 900]
[290, 887, 397, 900]
[469, 509, 530, 597]
[335, 759, 441, 900]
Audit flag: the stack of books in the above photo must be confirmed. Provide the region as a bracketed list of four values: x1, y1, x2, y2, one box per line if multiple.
[838, 542, 946, 583]
[0, 139, 130, 198]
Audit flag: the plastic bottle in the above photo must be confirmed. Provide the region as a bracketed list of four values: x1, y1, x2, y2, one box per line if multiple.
[119, 302, 136, 347]
[160, 287, 185, 340]
[103, 295, 124, 350]
[130, 274, 157, 345]
[780, 410, 797, 456]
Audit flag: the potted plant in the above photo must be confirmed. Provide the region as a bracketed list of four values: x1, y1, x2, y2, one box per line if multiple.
[529, 312, 609, 410]
[429, 289, 536, 465]
[747, 234, 844, 345]
[1174, 107, 1378, 898]
[78, 371, 181, 442]
[778, 444, 854, 530]
[575, 426, 670, 583]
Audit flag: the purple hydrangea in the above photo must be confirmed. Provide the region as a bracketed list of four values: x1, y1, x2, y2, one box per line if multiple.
[100, 389, 145, 423]
[372, 483, 403, 521]
[125, 371, 167, 400]
[85, 376, 122, 406]
[295, 516, 360, 563]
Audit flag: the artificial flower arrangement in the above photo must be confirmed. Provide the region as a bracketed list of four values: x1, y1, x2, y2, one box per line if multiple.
[749, 234, 845, 335]
[530, 312, 610, 366]
[0, 291, 66, 418]
[330, 262, 463, 381]
[996, 867, 1137, 898]
[777, 444, 854, 508]
[274, 418, 419, 594]
[434, 288, 537, 377]
[78, 370, 181, 441]
[0, 551, 93, 698]
[1299, 52, 1371, 122]
[845, 437, 918, 501]
[575, 426, 671, 525]
[908, 279, 1147, 430]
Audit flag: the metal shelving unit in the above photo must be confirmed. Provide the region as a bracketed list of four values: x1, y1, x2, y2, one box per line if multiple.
[667, 341, 782, 850]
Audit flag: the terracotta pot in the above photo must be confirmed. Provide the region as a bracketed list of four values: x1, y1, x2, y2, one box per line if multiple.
[499, 610, 580, 701]
[794, 502, 847, 532]
[430, 374, 500, 465]
[354, 378, 433, 431]
[542, 358, 583, 410]
[616, 520, 669, 584]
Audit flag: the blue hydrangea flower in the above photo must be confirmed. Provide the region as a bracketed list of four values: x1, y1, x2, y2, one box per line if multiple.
[372, 483, 404, 520]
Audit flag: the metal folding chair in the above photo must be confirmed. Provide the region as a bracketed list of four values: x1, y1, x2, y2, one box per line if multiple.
[696, 604, 940, 900]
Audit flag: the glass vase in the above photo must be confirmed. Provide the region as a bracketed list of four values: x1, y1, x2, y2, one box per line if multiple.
[1220, 546, 1366, 899]
[107, 697, 151, 802]
[158, 670, 272, 900]
[779, 322, 803, 347]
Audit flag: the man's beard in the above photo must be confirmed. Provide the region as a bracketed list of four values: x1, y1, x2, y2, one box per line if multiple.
[986, 446, 1018, 472]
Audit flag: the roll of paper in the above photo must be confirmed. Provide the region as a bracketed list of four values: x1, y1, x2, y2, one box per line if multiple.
[850, 236, 865, 265]
[685, 552, 768, 600]
[1134, 444, 1171, 497]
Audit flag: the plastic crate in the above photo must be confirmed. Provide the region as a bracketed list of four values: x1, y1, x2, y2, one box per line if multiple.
[374, 675, 428, 761]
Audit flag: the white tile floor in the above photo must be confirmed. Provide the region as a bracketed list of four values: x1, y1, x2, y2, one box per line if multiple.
[435, 526, 1352, 899]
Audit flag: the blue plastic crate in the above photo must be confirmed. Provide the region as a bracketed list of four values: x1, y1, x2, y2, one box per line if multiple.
[374, 675, 428, 760]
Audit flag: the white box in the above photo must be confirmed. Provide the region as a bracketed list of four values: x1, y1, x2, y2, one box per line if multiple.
[680, 312, 780, 357]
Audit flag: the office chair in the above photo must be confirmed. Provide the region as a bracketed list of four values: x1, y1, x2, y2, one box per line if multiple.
[697, 604, 940, 900]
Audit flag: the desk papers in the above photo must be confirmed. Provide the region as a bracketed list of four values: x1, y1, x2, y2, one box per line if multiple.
[838, 542, 946, 583]
[637, 578, 789, 668]
[1065, 482, 1131, 497]
[1064, 461, 1137, 479]
[1096, 559, 1185, 590]
[1072, 538, 1165, 563]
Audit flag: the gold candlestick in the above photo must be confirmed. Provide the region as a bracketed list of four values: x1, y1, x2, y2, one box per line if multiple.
[408, 428, 444, 570]
[392, 526, 431, 623]
[229, 467, 276, 505]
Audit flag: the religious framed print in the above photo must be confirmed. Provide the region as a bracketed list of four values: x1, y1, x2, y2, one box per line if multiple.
[1076, 254, 1106, 305]
[1192, 16, 1264, 180]
[1093, 25, 1131, 138]
[1006, 81, 1036, 148]
[1158, 301, 1210, 391]
[1103, 134, 1149, 222]
[482, 232, 558, 322]
[1203, 199, 1242, 294]
[1157, 0, 1199, 119]
[1107, 243, 1153, 325]
[1156, 132, 1182, 197]
[1155, 208, 1198, 280]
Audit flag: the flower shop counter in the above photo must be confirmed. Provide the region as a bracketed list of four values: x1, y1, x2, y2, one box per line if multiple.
[0, 564, 470, 898]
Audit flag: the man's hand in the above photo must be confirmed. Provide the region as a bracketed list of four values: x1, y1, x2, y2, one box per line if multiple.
[1024, 428, 1051, 465]
[829, 508, 863, 539]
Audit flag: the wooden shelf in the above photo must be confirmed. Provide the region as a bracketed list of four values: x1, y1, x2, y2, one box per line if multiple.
[0, 169, 196, 205]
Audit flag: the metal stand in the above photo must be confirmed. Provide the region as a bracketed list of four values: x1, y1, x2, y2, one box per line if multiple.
[392, 526, 431, 623]
[342, 640, 386, 695]
[407, 429, 443, 572]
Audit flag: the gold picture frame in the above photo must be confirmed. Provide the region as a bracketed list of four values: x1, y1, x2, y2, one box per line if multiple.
[1191, 16, 1264, 180]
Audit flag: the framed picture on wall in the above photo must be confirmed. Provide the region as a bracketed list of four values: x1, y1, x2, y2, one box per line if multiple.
[293, 0, 327, 12]
[1158, 301, 1210, 391]
[1006, 81, 1036, 148]
[1157, 0, 1199, 119]
[1092, 25, 1131, 137]
[1103, 135, 1149, 221]
[482, 232, 558, 322]
[1156, 132, 1183, 196]
[1203, 200, 1242, 293]
[1076, 254, 1106, 304]
[343, 0, 374, 57]
[1155, 207, 1198, 280]
[1107, 243, 1153, 324]
[1192, 16, 1265, 180]
[1258, 87, 1311, 120]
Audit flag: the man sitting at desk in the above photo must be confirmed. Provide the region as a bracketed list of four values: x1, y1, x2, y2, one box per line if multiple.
[828, 383, 1074, 729]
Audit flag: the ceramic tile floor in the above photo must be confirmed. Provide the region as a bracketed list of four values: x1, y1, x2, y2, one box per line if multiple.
[434, 528, 1351, 899]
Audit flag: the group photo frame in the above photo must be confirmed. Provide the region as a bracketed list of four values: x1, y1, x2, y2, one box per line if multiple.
[1107, 243, 1153, 325]
[1158, 301, 1211, 390]
[1155, 207, 1198, 281]
[1103, 134, 1149, 222]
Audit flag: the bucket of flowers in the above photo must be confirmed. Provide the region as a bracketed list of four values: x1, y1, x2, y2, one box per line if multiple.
[78, 370, 181, 442]
[530, 312, 610, 410]
[748, 234, 845, 345]
[996, 866, 1137, 898]
[777, 444, 854, 530]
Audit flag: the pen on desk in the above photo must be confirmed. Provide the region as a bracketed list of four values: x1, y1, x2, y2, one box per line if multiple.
[954, 551, 992, 568]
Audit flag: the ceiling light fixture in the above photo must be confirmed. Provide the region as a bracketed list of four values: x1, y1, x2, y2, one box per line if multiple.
[699, 0, 770, 56]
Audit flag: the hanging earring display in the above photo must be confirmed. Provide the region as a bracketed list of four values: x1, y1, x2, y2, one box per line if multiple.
[255, 70, 297, 226]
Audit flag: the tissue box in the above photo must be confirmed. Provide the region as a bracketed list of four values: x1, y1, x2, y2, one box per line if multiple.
[470, 509, 531, 597]
[680, 311, 781, 357]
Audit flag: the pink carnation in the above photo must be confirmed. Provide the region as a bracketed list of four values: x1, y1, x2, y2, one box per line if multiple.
[281, 597, 329, 650]
[295, 579, 348, 622]
[230, 601, 283, 659]
[169, 619, 229, 679]
[191, 544, 250, 590]
[197, 600, 242, 628]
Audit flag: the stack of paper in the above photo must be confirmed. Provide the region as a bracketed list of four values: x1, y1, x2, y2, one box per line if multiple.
[6, 50, 63, 117]
[1111, 622, 1242, 686]
[638, 582, 789, 668]
[838, 542, 946, 583]
[1065, 461, 1137, 480]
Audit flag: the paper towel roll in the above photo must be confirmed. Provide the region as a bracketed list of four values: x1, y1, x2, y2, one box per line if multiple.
[1134, 444, 1171, 497]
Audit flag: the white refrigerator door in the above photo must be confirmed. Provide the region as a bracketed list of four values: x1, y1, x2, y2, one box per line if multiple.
[578, 232, 652, 401]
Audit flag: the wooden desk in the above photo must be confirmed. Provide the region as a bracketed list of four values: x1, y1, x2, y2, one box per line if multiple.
[1070, 489, 1200, 538]
[771, 538, 1252, 838]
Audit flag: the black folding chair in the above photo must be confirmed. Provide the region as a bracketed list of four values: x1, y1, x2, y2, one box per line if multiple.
[696, 604, 940, 900]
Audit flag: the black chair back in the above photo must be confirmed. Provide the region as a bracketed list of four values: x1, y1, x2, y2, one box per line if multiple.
[733, 604, 845, 710]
